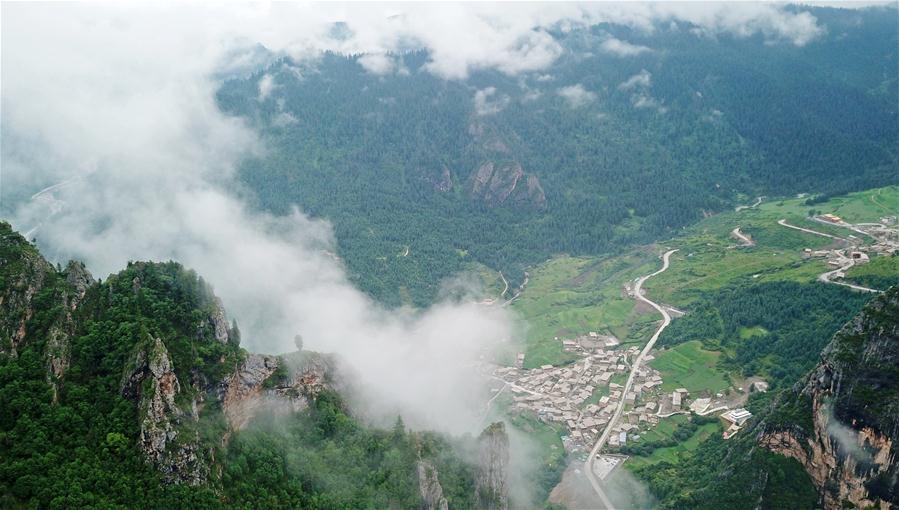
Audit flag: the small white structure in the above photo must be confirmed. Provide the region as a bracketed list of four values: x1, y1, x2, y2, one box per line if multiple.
[722, 408, 752, 426]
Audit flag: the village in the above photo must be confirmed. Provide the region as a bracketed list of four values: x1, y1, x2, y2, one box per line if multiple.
[490, 333, 754, 458]
[799, 213, 899, 290]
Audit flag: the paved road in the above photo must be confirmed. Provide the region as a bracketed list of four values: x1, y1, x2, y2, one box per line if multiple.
[584, 249, 678, 509]
[777, 219, 849, 242]
[776, 220, 880, 293]
[819, 258, 881, 294]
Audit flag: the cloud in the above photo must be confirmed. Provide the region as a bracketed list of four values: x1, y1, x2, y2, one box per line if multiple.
[474, 86, 511, 116]
[357, 53, 396, 75]
[600, 37, 653, 56]
[618, 69, 652, 91]
[2, 3, 517, 437]
[557, 84, 597, 108]
[0, 0, 836, 434]
[257, 74, 276, 101]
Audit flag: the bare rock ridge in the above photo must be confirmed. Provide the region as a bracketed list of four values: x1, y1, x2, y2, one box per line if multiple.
[221, 351, 332, 431]
[467, 161, 546, 210]
[759, 286, 899, 509]
[475, 421, 510, 510]
[417, 460, 450, 510]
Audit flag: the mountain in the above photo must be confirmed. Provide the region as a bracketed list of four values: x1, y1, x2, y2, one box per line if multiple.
[0, 222, 510, 509]
[634, 285, 899, 509]
[215, 5, 898, 306]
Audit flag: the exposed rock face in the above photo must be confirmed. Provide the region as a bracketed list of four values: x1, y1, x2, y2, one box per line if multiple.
[420, 165, 454, 193]
[221, 352, 332, 432]
[209, 297, 230, 344]
[417, 460, 449, 510]
[64, 260, 94, 305]
[221, 353, 280, 430]
[475, 421, 510, 510]
[760, 287, 899, 509]
[0, 242, 53, 357]
[467, 161, 546, 209]
[122, 337, 208, 485]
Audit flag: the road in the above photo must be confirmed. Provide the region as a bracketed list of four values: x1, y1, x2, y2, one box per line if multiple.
[776, 219, 881, 293]
[777, 219, 848, 242]
[731, 227, 754, 247]
[735, 196, 763, 212]
[501, 272, 529, 307]
[584, 249, 678, 509]
[818, 257, 881, 294]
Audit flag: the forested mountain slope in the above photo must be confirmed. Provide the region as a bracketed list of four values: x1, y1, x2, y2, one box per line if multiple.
[216, 5, 898, 305]
[635, 286, 899, 509]
[0, 222, 505, 509]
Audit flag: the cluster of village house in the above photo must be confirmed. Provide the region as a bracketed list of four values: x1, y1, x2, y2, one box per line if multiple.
[494, 333, 752, 453]
[805, 214, 899, 274]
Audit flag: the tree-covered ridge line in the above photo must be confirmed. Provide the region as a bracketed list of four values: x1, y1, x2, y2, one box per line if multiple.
[216, 5, 897, 306]
[0, 222, 497, 509]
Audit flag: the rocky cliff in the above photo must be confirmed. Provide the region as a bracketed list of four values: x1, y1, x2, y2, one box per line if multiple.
[417, 459, 450, 510]
[475, 421, 510, 510]
[759, 286, 899, 509]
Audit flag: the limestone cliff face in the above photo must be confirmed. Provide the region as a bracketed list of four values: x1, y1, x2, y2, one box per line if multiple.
[467, 161, 546, 210]
[121, 337, 208, 485]
[417, 460, 449, 510]
[220, 351, 332, 432]
[759, 287, 899, 509]
[0, 238, 53, 358]
[475, 421, 510, 510]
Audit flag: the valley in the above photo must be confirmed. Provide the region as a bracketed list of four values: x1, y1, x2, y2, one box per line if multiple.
[481, 186, 898, 506]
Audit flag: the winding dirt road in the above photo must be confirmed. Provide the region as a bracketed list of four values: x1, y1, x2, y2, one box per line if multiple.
[584, 249, 678, 509]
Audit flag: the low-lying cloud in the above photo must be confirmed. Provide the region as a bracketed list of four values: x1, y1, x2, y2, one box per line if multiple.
[1, 2, 841, 434]
[600, 37, 653, 57]
[557, 83, 597, 108]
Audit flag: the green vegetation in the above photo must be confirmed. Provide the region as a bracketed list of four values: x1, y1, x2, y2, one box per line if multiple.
[510, 252, 657, 367]
[845, 253, 899, 291]
[215, 8, 898, 307]
[623, 415, 721, 469]
[658, 281, 870, 388]
[0, 223, 481, 509]
[650, 341, 729, 394]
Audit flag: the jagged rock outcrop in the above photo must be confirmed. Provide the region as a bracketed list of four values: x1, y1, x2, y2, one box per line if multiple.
[467, 161, 546, 209]
[122, 337, 208, 485]
[759, 287, 899, 509]
[45, 261, 95, 401]
[64, 260, 94, 304]
[475, 421, 510, 510]
[420, 165, 454, 193]
[220, 352, 332, 431]
[209, 297, 230, 344]
[417, 460, 449, 510]
[0, 237, 54, 358]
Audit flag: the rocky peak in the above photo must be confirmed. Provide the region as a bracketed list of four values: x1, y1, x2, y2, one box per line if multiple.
[0, 231, 54, 358]
[417, 460, 449, 510]
[64, 260, 94, 306]
[209, 297, 230, 344]
[121, 336, 208, 485]
[475, 421, 510, 510]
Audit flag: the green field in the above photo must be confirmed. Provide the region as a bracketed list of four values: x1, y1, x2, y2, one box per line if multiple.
[511, 252, 658, 367]
[650, 341, 730, 394]
[626, 419, 722, 470]
[845, 254, 899, 290]
[511, 186, 897, 370]
[645, 186, 898, 306]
